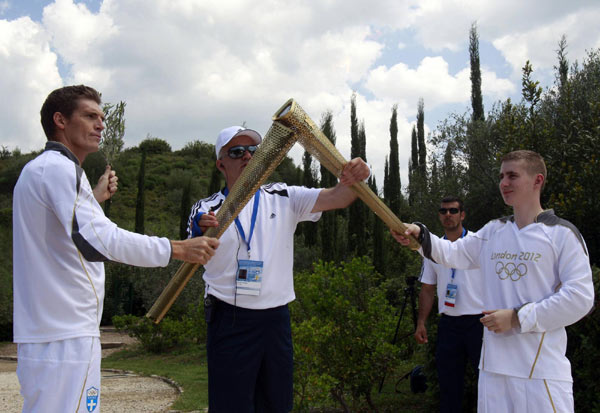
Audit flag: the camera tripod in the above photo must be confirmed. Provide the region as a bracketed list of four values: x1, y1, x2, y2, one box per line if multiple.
[378, 275, 419, 393]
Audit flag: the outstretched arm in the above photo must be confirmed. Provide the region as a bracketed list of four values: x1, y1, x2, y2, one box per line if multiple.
[311, 158, 370, 213]
[170, 236, 220, 265]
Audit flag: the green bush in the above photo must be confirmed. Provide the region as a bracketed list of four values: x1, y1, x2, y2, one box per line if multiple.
[0, 208, 12, 341]
[291, 258, 405, 412]
[139, 138, 172, 154]
[567, 265, 600, 413]
[112, 300, 208, 353]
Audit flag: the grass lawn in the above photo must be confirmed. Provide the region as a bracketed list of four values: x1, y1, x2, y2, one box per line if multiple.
[102, 341, 437, 412]
[102, 342, 209, 411]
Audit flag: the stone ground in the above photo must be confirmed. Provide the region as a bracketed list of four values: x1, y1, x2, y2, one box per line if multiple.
[0, 328, 196, 413]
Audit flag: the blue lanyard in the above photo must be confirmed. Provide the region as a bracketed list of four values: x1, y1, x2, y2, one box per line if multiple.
[444, 228, 466, 282]
[224, 187, 260, 253]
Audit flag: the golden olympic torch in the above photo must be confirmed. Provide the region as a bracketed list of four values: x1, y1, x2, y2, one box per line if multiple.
[146, 99, 419, 323]
[273, 99, 420, 250]
[146, 122, 298, 323]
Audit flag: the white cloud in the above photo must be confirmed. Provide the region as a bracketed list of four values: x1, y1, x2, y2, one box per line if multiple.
[1, 0, 599, 189]
[364, 56, 513, 110]
[493, 8, 600, 76]
[480, 68, 515, 97]
[411, 0, 594, 50]
[0, 16, 62, 151]
[33, 0, 387, 152]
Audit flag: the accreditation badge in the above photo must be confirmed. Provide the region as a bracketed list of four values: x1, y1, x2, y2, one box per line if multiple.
[236, 260, 264, 296]
[444, 283, 458, 307]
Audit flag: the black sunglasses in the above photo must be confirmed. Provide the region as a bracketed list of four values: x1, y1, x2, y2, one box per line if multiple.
[227, 145, 258, 159]
[439, 207, 460, 215]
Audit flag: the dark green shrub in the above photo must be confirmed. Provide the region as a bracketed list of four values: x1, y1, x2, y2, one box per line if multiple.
[291, 258, 404, 412]
[113, 314, 192, 353]
[139, 138, 172, 154]
[112, 300, 208, 353]
[568, 265, 600, 413]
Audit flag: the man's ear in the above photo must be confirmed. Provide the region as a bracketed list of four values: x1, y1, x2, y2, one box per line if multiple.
[216, 159, 225, 173]
[53, 112, 67, 131]
[535, 174, 545, 188]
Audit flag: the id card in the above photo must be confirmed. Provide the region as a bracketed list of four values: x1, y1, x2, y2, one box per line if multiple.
[236, 260, 264, 296]
[444, 283, 457, 307]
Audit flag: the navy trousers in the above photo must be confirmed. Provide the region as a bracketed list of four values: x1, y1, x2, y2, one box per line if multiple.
[436, 313, 483, 413]
[206, 298, 293, 413]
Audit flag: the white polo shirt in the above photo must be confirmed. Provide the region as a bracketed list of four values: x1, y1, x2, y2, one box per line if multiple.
[13, 142, 172, 343]
[188, 182, 322, 309]
[420, 231, 484, 316]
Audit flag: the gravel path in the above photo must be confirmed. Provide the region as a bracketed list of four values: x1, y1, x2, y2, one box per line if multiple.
[0, 329, 185, 412]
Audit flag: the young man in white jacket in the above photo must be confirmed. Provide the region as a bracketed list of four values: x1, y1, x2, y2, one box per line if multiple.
[13, 85, 219, 412]
[392, 150, 594, 413]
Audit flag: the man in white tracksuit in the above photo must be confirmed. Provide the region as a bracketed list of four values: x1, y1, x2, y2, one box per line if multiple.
[392, 150, 594, 412]
[13, 85, 219, 412]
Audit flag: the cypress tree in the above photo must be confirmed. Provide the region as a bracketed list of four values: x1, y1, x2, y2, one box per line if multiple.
[369, 176, 385, 274]
[301, 151, 318, 246]
[348, 94, 367, 255]
[359, 120, 367, 160]
[470, 22, 485, 122]
[388, 105, 402, 214]
[383, 156, 390, 203]
[408, 126, 418, 206]
[357, 122, 368, 252]
[417, 98, 426, 178]
[555, 35, 569, 92]
[302, 151, 315, 187]
[443, 140, 453, 179]
[319, 110, 338, 262]
[350, 92, 359, 159]
[410, 126, 418, 175]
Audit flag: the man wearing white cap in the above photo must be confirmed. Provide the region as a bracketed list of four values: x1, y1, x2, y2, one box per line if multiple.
[187, 125, 370, 412]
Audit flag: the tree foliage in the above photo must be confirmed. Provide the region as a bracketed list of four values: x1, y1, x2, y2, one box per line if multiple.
[135, 149, 147, 234]
[417, 98, 427, 178]
[469, 22, 485, 122]
[348, 93, 367, 255]
[139, 136, 172, 154]
[319, 110, 339, 263]
[291, 258, 404, 412]
[387, 105, 402, 215]
[100, 101, 126, 165]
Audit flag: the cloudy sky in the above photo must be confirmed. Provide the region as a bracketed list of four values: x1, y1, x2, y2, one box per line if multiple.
[1, 0, 599, 186]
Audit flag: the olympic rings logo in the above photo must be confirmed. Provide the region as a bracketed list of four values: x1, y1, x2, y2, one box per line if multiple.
[495, 261, 528, 281]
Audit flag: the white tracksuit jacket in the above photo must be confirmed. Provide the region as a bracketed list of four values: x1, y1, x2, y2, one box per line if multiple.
[418, 211, 594, 382]
[13, 142, 172, 343]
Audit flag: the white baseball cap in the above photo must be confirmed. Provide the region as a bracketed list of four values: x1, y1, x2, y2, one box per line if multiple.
[215, 126, 262, 159]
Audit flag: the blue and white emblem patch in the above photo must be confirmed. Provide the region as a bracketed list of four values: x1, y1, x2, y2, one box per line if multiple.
[86, 386, 99, 412]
